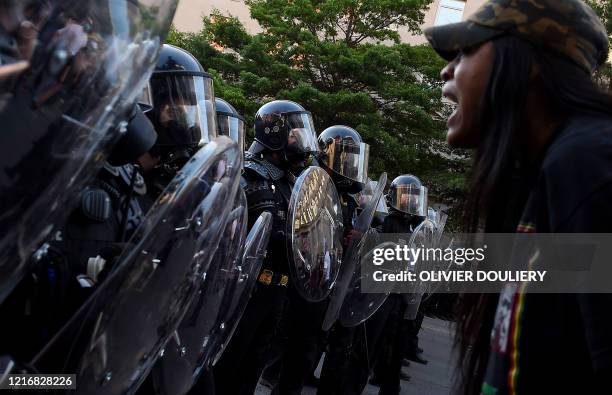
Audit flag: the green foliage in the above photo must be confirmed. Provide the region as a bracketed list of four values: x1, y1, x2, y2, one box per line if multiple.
[166, 0, 468, 206]
[586, 0, 612, 36]
[586, 0, 612, 90]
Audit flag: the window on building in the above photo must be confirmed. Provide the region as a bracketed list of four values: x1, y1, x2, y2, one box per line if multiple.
[434, 0, 466, 26]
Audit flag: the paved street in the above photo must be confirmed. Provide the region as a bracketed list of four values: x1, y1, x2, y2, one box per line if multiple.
[256, 317, 456, 395]
[399, 318, 456, 395]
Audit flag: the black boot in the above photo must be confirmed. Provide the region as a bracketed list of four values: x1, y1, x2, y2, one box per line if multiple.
[406, 352, 428, 365]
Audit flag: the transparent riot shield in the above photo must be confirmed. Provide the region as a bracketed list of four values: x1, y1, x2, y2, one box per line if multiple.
[434, 209, 448, 246]
[322, 173, 387, 331]
[30, 136, 241, 395]
[425, 210, 452, 298]
[338, 232, 396, 327]
[151, 188, 248, 395]
[403, 219, 436, 320]
[209, 211, 273, 366]
[287, 166, 344, 302]
[0, 0, 179, 303]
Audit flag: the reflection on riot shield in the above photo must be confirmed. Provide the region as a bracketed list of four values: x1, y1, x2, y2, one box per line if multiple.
[359, 179, 389, 219]
[403, 219, 436, 319]
[210, 211, 273, 366]
[151, 189, 248, 395]
[409, 219, 436, 293]
[434, 209, 448, 246]
[30, 137, 241, 395]
[287, 166, 344, 302]
[322, 173, 387, 331]
[0, 0, 179, 303]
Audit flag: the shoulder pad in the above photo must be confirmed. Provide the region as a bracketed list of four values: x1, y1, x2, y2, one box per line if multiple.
[244, 152, 285, 181]
[80, 189, 112, 222]
[244, 160, 270, 180]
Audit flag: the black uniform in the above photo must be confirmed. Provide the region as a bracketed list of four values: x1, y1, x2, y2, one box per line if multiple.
[213, 152, 296, 395]
[316, 193, 368, 395]
[274, 279, 328, 394]
[0, 162, 147, 364]
[367, 213, 421, 395]
[272, 193, 360, 395]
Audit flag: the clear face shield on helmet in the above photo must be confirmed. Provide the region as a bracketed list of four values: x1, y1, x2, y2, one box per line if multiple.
[389, 184, 428, 217]
[217, 113, 245, 154]
[149, 74, 216, 171]
[320, 137, 369, 185]
[284, 111, 318, 161]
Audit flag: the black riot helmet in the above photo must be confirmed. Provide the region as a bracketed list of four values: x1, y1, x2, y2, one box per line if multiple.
[107, 103, 157, 166]
[388, 175, 428, 218]
[252, 100, 318, 162]
[318, 125, 369, 194]
[215, 97, 245, 154]
[147, 44, 217, 172]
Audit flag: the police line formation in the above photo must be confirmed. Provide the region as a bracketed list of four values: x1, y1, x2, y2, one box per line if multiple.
[0, 2, 447, 394]
[7, 0, 612, 394]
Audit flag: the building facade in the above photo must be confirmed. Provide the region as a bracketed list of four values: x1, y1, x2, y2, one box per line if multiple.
[172, 0, 487, 44]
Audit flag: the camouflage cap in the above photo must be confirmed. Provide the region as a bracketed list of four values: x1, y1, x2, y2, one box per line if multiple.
[423, 0, 609, 73]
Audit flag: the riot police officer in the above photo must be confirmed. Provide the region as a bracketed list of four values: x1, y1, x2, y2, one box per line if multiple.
[0, 0, 179, 305]
[213, 100, 319, 395]
[367, 174, 428, 395]
[0, 102, 157, 366]
[181, 97, 247, 395]
[134, 44, 224, 395]
[215, 97, 246, 154]
[53, 103, 157, 285]
[142, 44, 217, 201]
[311, 125, 371, 395]
[384, 175, 428, 232]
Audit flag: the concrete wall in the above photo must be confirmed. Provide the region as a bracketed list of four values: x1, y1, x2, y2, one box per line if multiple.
[464, 0, 487, 16]
[172, 0, 488, 43]
[172, 0, 261, 33]
[400, 0, 442, 45]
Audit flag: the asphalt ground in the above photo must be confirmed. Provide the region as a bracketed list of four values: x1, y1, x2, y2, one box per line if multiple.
[255, 317, 456, 395]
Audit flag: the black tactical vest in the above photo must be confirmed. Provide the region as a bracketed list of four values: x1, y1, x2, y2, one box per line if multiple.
[242, 152, 296, 274]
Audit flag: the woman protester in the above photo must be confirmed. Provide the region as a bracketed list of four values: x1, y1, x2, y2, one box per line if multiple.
[424, 0, 612, 394]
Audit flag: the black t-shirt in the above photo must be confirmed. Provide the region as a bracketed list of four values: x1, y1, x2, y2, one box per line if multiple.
[483, 115, 612, 394]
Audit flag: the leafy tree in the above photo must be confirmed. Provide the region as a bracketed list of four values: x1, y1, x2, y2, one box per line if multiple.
[586, 0, 612, 90]
[167, 0, 469, 210]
